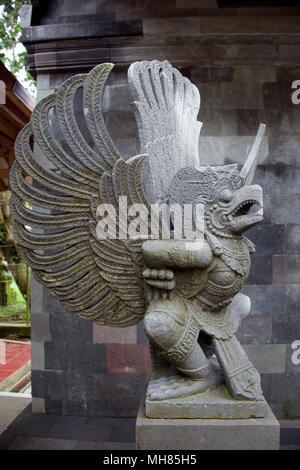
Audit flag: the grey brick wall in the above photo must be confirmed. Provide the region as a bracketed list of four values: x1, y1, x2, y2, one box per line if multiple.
[24, 0, 300, 418]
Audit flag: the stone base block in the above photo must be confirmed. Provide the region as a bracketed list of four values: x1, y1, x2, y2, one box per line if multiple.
[145, 385, 267, 419]
[136, 397, 280, 450]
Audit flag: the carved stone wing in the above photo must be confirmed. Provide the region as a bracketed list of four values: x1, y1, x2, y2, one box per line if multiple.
[9, 64, 148, 327]
[128, 60, 202, 203]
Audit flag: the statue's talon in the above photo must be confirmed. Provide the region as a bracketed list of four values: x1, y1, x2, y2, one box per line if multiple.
[146, 360, 224, 401]
[229, 368, 264, 401]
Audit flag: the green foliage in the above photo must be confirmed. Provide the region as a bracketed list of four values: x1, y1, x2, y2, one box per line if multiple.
[0, 0, 36, 96]
[8, 245, 19, 263]
[0, 223, 5, 243]
[0, 218, 19, 263]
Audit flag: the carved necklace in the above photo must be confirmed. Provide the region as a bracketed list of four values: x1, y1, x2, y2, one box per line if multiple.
[204, 230, 249, 276]
[220, 247, 250, 276]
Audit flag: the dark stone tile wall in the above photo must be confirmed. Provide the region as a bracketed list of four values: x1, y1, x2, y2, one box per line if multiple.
[25, 1, 300, 418]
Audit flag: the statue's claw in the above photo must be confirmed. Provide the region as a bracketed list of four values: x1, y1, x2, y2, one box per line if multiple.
[228, 367, 264, 401]
[143, 268, 175, 290]
[146, 360, 224, 401]
[143, 268, 175, 302]
[143, 268, 174, 281]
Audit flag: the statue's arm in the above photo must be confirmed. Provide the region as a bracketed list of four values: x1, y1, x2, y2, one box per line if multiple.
[142, 239, 212, 270]
[141, 240, 212, 294]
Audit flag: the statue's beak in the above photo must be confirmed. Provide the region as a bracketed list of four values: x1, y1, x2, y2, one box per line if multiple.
[240, 123, 266, 185]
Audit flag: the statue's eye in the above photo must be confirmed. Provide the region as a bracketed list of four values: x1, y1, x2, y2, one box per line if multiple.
[219, 189, 233, 202]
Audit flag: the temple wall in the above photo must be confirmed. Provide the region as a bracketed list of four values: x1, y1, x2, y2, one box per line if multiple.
[24, 0, 300, 418]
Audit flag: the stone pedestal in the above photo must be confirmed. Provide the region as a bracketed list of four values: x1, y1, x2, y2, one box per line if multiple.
[136, 396, 280, 450]
[145, 385, 267, 419]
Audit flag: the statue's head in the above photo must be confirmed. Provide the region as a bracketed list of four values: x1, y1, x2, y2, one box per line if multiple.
[203, 176, 263, 237]
[168, 154, 263, 238]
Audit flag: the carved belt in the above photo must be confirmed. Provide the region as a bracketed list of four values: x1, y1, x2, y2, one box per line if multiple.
[204, 277, 244, 297]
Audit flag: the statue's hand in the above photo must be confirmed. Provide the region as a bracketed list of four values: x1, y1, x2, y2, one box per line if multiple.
[143, 268, 175, 290]
[143, 268, 175, 301]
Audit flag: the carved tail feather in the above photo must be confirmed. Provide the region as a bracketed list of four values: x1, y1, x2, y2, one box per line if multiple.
[212, 335, 264, 401]
[128, 60, 202, 203]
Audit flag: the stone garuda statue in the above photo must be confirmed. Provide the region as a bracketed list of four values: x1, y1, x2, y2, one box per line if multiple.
[9, 60, 266, 409]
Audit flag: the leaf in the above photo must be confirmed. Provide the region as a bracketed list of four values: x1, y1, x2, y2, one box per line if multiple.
[0, 0, 36, 97]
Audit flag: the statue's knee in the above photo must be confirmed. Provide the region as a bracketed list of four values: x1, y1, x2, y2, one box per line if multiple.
[143, 310, 182, 351]
[234, 293, 251, 319]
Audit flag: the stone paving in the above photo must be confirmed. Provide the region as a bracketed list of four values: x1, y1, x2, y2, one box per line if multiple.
[0, 402, 135, 450]
[0, 398, 299, 450]
[0, 341, 30, 383]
